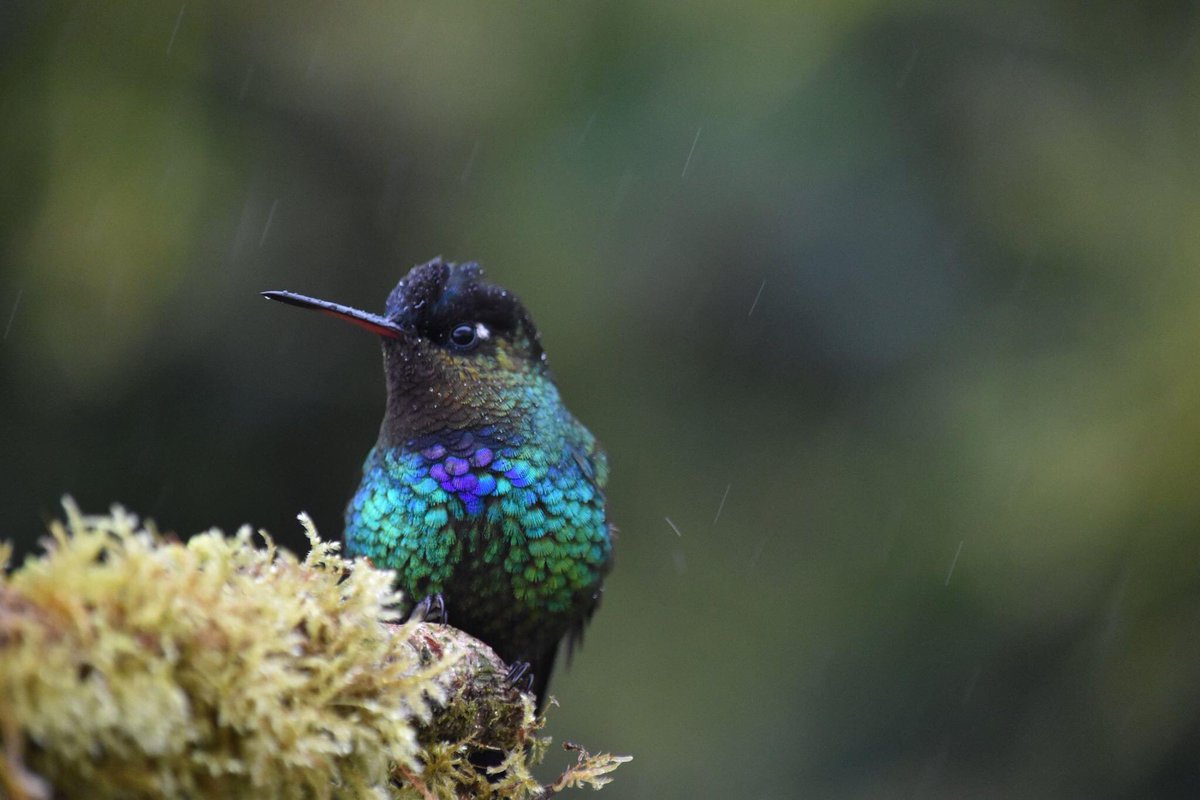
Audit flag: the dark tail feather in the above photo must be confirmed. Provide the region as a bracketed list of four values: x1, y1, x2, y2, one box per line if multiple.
[531, 647, 559, 712]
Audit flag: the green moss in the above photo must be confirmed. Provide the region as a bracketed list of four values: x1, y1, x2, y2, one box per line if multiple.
[0, 501, 628, 800]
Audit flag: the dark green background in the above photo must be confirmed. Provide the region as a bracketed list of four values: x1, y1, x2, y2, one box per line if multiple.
[3, 3, 1199, 797]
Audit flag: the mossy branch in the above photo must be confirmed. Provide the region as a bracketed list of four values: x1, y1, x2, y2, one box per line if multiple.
[0, 501, 628, 799]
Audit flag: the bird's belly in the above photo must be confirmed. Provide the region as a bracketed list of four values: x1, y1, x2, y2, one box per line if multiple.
[438, 556, 569, 664]
[344, 446, 610, 660]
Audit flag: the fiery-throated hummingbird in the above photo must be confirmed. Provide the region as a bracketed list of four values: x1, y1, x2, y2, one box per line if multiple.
[264, 258, 612, 706]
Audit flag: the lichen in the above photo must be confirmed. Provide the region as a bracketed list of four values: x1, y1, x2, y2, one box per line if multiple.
[0, 500, 628, 799]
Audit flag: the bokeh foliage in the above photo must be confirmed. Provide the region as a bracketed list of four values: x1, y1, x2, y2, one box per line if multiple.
[2, 2, 1200, 797]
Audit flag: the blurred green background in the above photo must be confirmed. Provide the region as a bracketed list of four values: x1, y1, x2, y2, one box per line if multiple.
[3, 2, 1200, 797]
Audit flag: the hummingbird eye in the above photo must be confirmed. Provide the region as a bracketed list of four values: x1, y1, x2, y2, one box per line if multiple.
[448, 322, 483, 350]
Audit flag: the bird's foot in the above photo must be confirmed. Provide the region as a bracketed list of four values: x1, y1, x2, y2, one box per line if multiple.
[407, 593, 449, 625]
[504, 660, 535, 693]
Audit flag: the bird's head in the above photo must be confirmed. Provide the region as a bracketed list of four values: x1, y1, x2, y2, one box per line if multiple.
[264, 257, 554, 441]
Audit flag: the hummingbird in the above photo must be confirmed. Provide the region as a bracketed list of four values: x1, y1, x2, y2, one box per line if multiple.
[263, 257, 612, 706]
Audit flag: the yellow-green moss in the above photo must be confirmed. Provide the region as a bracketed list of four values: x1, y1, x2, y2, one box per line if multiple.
[0, 501, 628, 800]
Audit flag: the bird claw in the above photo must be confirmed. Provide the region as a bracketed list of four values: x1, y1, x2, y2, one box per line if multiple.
[407, 593, 448, 625]
[504, 660, 535, 693]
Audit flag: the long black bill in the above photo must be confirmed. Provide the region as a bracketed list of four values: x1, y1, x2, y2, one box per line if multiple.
[261, 290, 407, 339]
